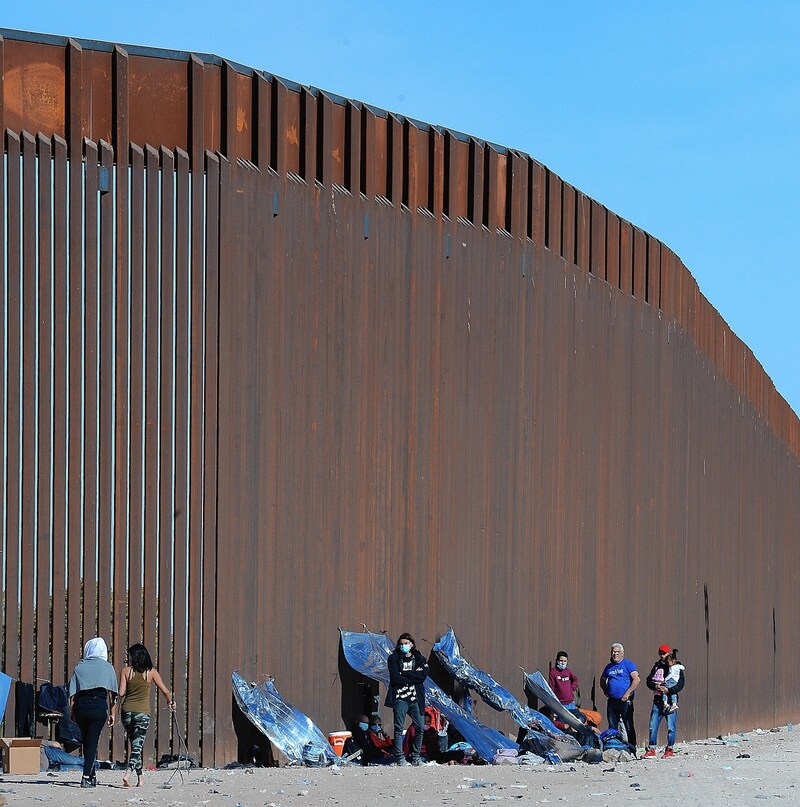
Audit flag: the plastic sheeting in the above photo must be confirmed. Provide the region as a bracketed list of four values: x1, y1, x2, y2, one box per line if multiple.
[522, 669, 586, 732]
[433, 629, 582, 750]
[340, 630, 517, 762]
[231, 672, 338, 766]
[433, 629, 516, 713]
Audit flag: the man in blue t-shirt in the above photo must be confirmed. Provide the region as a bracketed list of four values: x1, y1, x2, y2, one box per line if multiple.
[600, 643, 640, 749]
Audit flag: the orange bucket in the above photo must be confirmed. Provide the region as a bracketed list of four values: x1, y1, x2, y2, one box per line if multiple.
[327, 731, 352, 756]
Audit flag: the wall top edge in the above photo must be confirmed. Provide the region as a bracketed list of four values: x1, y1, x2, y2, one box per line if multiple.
[0, 28, 513, 161]
[2, 28, 796, 445]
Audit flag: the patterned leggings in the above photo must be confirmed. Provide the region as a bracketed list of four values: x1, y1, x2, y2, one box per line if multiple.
[122, 710, 151, 774]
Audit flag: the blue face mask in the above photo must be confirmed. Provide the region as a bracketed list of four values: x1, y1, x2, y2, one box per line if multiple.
[371, 724, 381, 732]
[358, 722, 369, 731]
[399, 643, 412, 654]
[556, 661, 567, 670]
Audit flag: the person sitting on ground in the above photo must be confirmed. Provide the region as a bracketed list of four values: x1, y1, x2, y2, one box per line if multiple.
[661, 652, 685, 713]
[367, 715, 395, 761]
[548, 651, 580, 714]
[39, 740, 86, 771]
[403, 709, 465, 765]
[350, 714, 394, 764]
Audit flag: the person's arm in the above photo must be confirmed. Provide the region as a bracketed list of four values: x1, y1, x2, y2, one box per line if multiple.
[151, 669, 176, 711]
[369, 729, 392, 751]
[118, 667, 129, 700]
[403, 651, 429, 683]
[108, 690, 118, 727]
[570, 671, 579, 693]
[621, 670, 641, 701]
[600, 670, 609, 696]
[67, 672, 78, 720]
[387, 652, 405, 687]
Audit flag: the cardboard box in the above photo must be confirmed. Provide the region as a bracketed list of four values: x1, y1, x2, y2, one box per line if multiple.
[0, 737, 43, 774]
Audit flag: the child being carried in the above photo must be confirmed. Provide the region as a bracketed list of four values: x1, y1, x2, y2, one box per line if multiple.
[662, 653, 685, 713]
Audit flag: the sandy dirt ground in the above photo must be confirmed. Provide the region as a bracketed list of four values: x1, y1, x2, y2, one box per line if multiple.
[1, 725, 798, 806]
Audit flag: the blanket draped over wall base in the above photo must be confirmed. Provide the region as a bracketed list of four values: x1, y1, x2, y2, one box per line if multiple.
[231, 672, 338, 766]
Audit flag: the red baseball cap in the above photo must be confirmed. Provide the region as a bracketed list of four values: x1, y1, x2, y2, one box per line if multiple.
[658, 644, 671, 654]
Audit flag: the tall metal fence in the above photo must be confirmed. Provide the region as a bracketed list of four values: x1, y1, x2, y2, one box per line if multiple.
[1, 29, 799, 765]
[1, 129, 220, 762]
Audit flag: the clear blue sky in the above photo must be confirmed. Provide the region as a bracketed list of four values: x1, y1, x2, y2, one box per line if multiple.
[6, 2, 799, 417]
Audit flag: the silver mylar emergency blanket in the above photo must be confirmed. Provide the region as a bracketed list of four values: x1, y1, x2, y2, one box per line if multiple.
[432, 628, 582, 753]
[231, 671, 338, 765]
[340, 629, 517, 762]
[522, 669, 586, 732]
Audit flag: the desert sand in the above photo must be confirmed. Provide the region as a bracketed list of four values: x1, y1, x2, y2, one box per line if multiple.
[1, 725, 797, 806]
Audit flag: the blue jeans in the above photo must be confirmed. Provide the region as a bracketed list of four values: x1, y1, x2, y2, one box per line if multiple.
[43, 744, 87, 769]
[392, 699, 423, 760]
[606, 698, 636, 747]
[648, 701, 677, 747]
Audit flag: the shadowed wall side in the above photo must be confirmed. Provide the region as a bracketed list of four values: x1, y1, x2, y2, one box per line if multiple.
[215, 162, 800, 761]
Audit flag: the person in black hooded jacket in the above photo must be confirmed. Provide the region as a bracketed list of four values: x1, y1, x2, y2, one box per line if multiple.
[385, 633, 429, 766]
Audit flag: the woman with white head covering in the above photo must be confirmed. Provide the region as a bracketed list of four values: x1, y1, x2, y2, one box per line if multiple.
[68, 637, 119, 788]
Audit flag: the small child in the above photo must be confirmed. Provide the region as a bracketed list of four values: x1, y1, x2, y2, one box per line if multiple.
[662, 652, 684, 713]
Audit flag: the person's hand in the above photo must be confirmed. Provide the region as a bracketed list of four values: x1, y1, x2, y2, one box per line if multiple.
[169, 700, 177, 712]
[108, 714, 115, 727]
[621, 694, 629, 702]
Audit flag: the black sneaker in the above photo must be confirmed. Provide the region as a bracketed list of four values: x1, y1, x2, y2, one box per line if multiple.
[80, 777, 93, 788]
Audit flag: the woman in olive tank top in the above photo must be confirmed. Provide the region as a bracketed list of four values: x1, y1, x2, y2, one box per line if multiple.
[118, 643, 175, 787]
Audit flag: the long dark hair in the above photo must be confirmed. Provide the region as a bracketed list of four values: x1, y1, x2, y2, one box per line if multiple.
[397, 632, 416, 648]
[127, 643, 154, 674]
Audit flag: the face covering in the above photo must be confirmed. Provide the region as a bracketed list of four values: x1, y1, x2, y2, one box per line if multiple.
[556, 661, 567, 670]
[358, 722, 369, 731]
[371, 724, 381, 732]
[399, 643, 412, 654]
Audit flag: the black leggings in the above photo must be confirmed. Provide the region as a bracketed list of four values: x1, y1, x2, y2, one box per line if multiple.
[73, 704, 108, 778]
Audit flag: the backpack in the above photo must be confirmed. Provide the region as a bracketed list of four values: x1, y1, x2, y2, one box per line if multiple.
[598, 728, 635, 754]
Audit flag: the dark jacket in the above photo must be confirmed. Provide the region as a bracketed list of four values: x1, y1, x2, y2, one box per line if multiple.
[645, 660, 685, 702]
[385, 647, 429, 708]
[352, 725, 392, 763]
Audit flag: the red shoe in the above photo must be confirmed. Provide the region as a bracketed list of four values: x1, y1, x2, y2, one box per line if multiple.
[643, 748, 656, 758]
[662, 747, 674, 759]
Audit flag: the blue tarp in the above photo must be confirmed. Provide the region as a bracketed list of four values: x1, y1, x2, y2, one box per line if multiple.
[0, 672, 11, 718]
[231, 672, 338, 766]
[340, 630, 517, 762]
[432, 628, 582, 757]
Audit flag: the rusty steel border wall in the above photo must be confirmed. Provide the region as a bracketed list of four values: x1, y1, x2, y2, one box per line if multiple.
[1, 31, 795, 454]
[1, 28, 799, 766]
